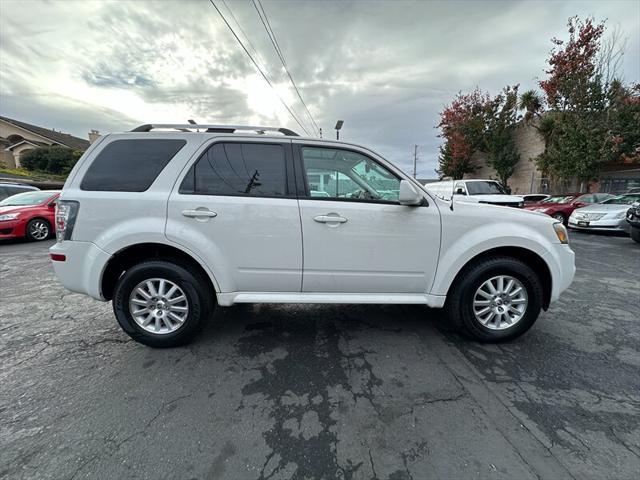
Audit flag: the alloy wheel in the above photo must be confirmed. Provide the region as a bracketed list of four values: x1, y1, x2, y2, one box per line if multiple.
[472, 275, 528, 330]
[128, 278, 189, 334]
[29, 221, 49, 240]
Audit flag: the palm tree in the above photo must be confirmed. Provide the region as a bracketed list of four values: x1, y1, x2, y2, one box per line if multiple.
[519, 90, 543, 122]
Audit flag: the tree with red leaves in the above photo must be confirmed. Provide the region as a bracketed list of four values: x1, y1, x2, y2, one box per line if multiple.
[535, 17, 620, 188]
[436, 88, 488, 179]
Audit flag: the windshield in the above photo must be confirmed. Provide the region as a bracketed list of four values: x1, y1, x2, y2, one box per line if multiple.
[0, 191, 56, 206]
[601, 194, 640, 205]
[466, 181, 507, 195]
[542, 195, 575, 204]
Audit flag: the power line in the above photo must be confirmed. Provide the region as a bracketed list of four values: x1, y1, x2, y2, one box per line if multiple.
[207, 0, 311, 136]
[252, 0, 320, 136]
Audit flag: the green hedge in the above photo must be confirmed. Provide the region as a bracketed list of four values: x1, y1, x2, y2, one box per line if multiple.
[20, 146, 83, 175]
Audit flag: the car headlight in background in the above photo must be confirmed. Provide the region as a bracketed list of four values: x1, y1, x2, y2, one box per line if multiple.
[553, 222, 569, 244]
[0, 213, 19, 222]
[615, 211, 627, 219]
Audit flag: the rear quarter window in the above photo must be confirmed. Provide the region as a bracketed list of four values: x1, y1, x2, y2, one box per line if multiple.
[80, 139, 186, 192]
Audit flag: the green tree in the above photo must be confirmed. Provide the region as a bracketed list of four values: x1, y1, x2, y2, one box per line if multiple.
[482, 85, 521, 186]
[536, 17, 610, 189]
[20, 146, 82, 175]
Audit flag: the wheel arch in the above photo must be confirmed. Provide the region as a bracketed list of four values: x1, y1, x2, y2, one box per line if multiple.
[101, 242, 218, 301]
[443, 246, 552, 310]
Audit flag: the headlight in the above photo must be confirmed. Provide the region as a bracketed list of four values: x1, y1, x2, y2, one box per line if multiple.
[553, 222, 569, 244]
[0, 213, 19, 222]
[615, 211, 627, 219]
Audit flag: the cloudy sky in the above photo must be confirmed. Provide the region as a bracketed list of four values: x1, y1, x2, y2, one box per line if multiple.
[1, 0, 638, 177]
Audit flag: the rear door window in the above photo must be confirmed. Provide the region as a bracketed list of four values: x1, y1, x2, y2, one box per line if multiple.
[179, 142, 288, 197]
[80, 139, 186, 192]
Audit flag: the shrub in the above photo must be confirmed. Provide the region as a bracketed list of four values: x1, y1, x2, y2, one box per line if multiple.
[20, 146, 83, 175]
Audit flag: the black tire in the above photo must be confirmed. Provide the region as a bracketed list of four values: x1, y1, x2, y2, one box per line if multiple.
[445, 256, 543, 343]
[25, 218, 51, 241]
[112, 260, 214, 347]
[631, 226, 640, 244]
[551, 212, 566, 224]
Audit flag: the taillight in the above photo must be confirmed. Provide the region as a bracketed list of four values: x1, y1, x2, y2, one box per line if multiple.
[55, 200, 79, 242]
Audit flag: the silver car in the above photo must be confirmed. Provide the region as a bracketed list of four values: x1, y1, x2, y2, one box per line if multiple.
[568, 194, 640, 233]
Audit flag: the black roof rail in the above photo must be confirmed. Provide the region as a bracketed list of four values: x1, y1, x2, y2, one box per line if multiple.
[130, 124, 300, 136]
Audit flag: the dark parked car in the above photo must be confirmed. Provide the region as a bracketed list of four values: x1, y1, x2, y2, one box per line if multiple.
[626, 201, 640, 244]
[0, 182, 39, 201]
[524, 193, 612, 224]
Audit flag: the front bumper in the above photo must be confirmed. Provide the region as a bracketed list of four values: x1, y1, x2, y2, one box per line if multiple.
[49, 240, 112, 301]
[543, 244, 575, 303]
[0, 219, 25, 239]
[568, 217, 630, 232]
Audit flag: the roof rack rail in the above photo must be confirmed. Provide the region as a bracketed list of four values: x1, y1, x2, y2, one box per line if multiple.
[131, 124, 300, 137]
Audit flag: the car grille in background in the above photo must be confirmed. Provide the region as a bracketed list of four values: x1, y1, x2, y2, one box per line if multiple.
[573, 212, 606, 221]
[479, 201, 523, 208]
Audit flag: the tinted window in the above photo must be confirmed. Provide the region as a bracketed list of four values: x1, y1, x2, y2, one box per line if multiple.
[180, 143, 287, 197]
[81, 139, 186, 192]
[466, 181, 507, 195]
[301, 147, 400, 202]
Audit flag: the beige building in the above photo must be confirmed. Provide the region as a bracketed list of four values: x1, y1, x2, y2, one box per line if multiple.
[0, 115, 93, 169]
[464, 121, 640, 194]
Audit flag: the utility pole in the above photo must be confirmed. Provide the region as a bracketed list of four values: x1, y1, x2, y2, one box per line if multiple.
[413, 145, 418, 178]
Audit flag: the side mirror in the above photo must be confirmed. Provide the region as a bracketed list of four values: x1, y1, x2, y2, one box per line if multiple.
[455, 187, 465, 195]
[398, 180, 423, 206]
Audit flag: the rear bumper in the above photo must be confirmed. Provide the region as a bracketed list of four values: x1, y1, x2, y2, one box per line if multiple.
[543, 244, 575, 303]
[49, 240, 112, 301]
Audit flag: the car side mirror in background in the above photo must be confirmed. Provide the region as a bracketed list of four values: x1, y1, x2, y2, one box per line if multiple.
[455, 187, 465, 195]
[398, 180, 423, 206]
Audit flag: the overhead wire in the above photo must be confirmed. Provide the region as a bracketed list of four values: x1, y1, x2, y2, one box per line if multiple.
[207, 0, 312, 136]
[252, 0, 320, 136]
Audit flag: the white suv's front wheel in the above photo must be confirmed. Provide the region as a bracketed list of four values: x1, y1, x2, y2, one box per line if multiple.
[446, 256, 543, 342]
[112, 260, 214, 347]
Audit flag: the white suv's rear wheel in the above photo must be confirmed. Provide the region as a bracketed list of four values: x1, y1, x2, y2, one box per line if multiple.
[113, 260, 214, 347]
[446, 256, 543, 342]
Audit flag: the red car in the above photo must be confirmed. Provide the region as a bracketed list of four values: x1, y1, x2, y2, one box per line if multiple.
[524, 193, 612, 224]
[0, 190, 60, 241]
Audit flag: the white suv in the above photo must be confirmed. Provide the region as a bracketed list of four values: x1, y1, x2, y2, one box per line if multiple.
[50, 124, 575, 347]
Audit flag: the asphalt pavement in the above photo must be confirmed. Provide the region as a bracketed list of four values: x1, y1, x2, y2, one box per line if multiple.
[1, 233, 639, 480]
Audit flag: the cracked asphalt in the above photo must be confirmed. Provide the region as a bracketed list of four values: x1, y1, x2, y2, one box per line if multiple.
[1, 233, 639, 480]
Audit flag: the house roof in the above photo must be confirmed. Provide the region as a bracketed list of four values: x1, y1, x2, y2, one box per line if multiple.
[0, 115, 90, 150]
[4, 139, 50, 151]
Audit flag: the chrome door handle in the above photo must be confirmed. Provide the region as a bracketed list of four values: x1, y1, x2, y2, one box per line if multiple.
[313, 214, 347, 223]
[182, 209, 217, 218]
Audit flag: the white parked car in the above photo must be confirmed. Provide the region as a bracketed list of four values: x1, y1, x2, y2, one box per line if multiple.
[568, 193, 640, 233]
[50, 124, 575, 347]
[425, 179, 525, 208]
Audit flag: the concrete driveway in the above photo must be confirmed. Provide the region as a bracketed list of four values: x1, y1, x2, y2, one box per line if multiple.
[1, 234, 639, 479]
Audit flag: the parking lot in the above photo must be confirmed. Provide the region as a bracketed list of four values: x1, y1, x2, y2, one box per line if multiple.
[1, 233, 639, 480]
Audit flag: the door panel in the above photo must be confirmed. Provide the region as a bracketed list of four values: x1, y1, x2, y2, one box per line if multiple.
[294, 143, 441, 294]
[167, 195, 302, 292]
[299, 200, 440, 293]
[166, 140, 302, 293]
